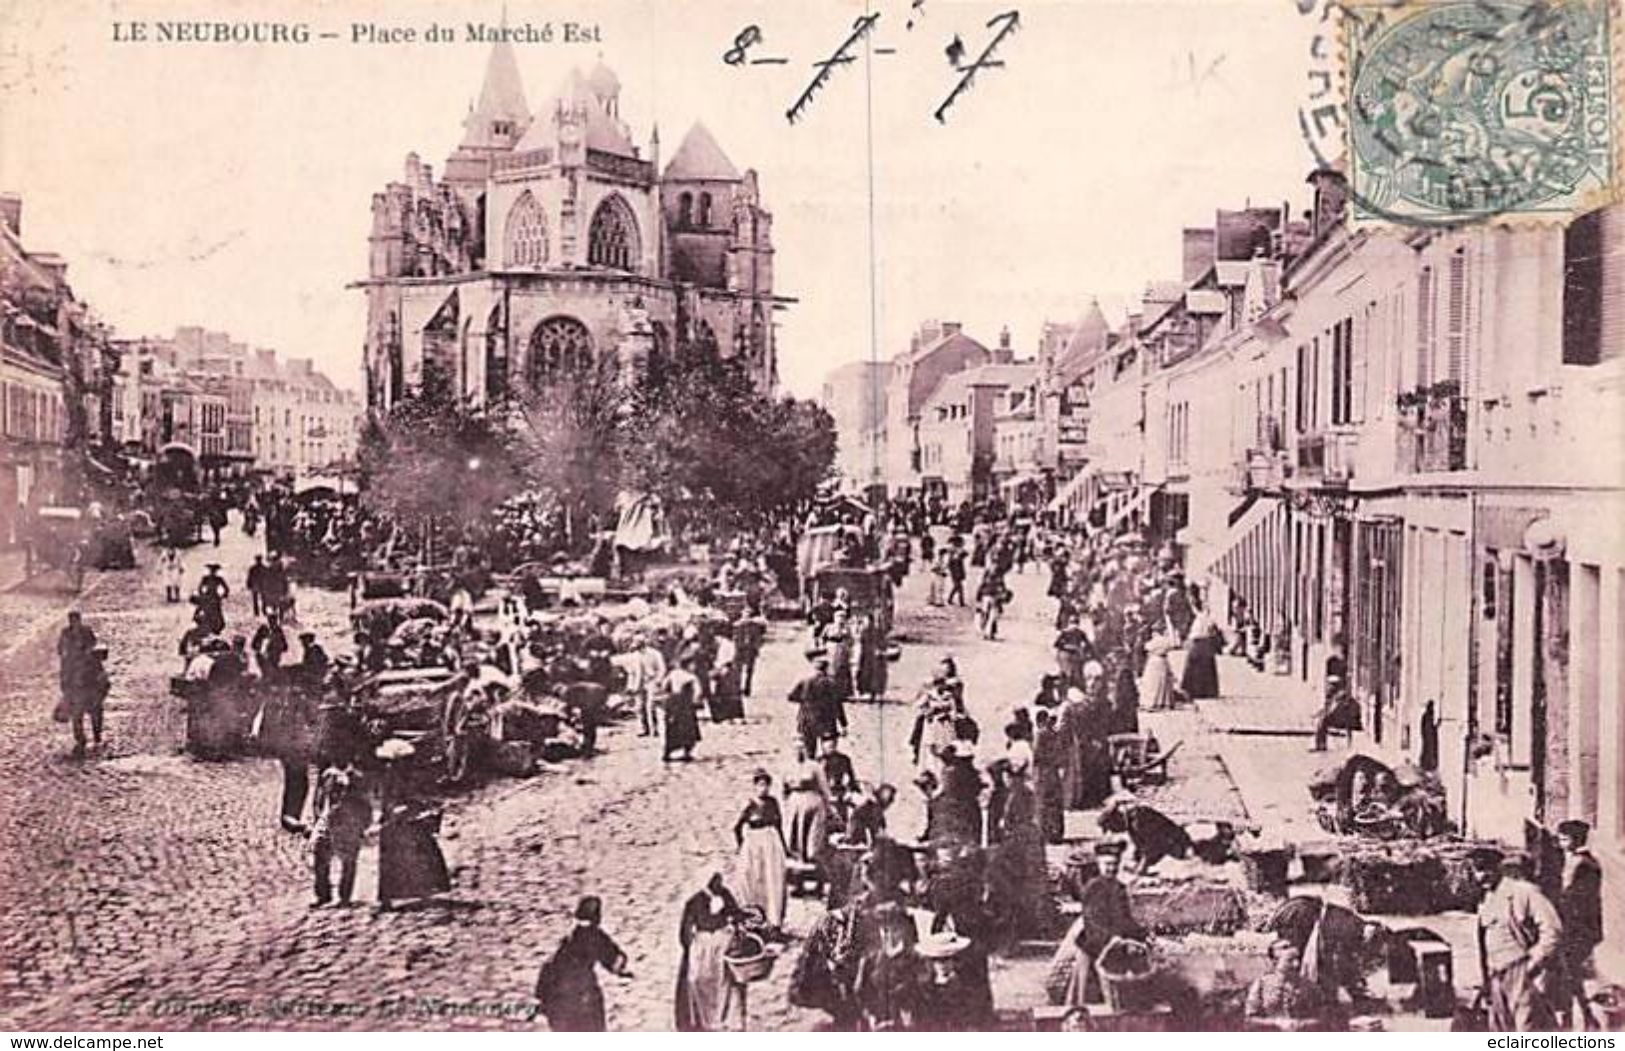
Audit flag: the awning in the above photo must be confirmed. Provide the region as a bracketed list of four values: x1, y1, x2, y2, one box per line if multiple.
[1102, 484, 1160, 533]
[1206, 496, 1288, 587]
[1046, 469, 1096, 514]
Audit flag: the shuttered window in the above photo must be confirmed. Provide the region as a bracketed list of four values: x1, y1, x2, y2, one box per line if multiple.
[1562, 209, 1605, 365]
[1445, 248, 1469, 383]
[1295, 343, 1308, 433]
[1355, 307, 1372, 422]
[1416, 265, 1435, 388]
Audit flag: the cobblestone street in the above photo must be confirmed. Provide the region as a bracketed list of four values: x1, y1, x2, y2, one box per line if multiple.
[0, 522, 1271, 1031]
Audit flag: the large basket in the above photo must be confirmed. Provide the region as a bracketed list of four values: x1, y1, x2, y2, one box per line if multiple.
[724, 944, 780, 985]
[1095, 937, 1159, 1012]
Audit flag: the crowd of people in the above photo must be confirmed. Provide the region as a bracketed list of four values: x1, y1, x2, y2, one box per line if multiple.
[46, 483, 1611, 1033]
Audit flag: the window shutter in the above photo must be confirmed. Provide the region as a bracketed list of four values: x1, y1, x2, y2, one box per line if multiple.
[1354, 308, 1371, 422]
[1416, 266, 1435, 388]
[1446, 249, 1468, 383]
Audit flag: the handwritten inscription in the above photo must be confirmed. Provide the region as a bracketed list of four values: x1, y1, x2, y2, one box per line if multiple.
[787, 13, 882, 124]
[724, 3, 1021, 125]
[934, 11, 1020, 123]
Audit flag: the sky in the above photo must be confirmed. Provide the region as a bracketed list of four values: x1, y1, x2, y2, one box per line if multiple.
[0, 0, 1323, 396]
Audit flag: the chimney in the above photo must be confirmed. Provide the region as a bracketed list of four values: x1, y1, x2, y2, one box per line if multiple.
[1307, 168, 1349, 243]
[991, 325, 1014, 364]
[0, 193, 20, 237]
[940, 321, 962, 337]
[1182, 228, 1216, 283]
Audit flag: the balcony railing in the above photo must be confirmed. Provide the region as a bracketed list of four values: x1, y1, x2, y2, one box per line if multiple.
[1231, 448, 1289, 493]
[1399, 397, 1467, 473]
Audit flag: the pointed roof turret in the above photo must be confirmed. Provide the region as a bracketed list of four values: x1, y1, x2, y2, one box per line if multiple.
[1062, 299, 1110, 358]
[664, 122, 741, 182]
[519, 67, 636, 156]
[586, 56, 621, 100]
[460, 38, 530, 149]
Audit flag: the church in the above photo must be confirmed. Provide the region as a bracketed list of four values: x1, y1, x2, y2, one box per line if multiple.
[359, 40, 784, 414]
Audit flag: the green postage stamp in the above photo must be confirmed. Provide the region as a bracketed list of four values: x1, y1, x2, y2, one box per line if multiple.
[1346, 0, 1617, 226]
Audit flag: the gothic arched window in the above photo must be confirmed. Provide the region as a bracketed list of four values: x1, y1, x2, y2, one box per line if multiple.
[529, 316, 594, 387]
[677, 193, 693, 229]
[587, 195, 639, 271]
[504, 191, 548, 268]
[698, 192, 712, 228]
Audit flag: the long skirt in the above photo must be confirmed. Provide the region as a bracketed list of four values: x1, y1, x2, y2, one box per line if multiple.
[710, 668, 745, 723]
[786, 790, 829, 864]
[1036, 767, 1066, 843]
[665, 697, 702, 756]
[675, 928, 733, 1031]
[734, 826, 788, 928]
[1180, 636, 1221, 700]
[856, 640, 888, 699]
[379, 813, 451, 903]
[1139, 653, 1174, 710]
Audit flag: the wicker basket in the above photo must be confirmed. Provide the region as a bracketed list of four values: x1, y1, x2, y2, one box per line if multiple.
[1096, 937, 1158, 1012]
[724, 943, 780, 985]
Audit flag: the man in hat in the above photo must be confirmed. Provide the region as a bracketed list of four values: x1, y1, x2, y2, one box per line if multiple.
[64, 644, 111, 758]
[1067, 841, 1145, 1005]
[1555, 820, 1603, 1028]
[246, 554, 268, 617]
[789, 652, 845, 758]
[1472, 848, 1562, 1031]
[535, 896, 631, 1031]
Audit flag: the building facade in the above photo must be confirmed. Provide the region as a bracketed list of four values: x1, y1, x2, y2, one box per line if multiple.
[0, 194, 116, 546]
[360, 44, 786, 418]
[1074, 173, 1625, 947]
[113, 330, 360, 480]
[820, 360, 888, 489]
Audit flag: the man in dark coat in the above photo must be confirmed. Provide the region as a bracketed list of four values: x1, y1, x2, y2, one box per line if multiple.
[246, 555, 268, 616]
[789, 654, 845, 757]
[1556, 820, 1604, 1029]
[1071, 842, 1146, 1002]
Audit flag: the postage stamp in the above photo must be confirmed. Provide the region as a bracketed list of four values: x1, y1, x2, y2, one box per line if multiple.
[1344, 0, 1617, 226]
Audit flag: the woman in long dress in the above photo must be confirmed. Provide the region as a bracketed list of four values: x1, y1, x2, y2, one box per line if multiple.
[822, 612, 856, 703]
[854, 613, 888, 703]
[784, 748, 830, 867]
[1139, 633, 1176, 711]
[675, 874, 740, 1031]
[662, 655, 704, 761]
[733, 770, 789, 933]
[1178, 609, 1222, 701]
[376, 751, 452, 910]
[537, 896, 631, 1031]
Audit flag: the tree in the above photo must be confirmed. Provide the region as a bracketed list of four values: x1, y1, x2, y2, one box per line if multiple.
[503, 357, 629, 535]
[621, 354, 836, 536]
[357, 382, 518, 542]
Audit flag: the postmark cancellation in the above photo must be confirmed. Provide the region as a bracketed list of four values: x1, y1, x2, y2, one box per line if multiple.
[1344, 0, 1618, 227]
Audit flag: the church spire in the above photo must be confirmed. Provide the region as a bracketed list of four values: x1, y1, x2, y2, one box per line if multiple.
[460, 35, 530, 150]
